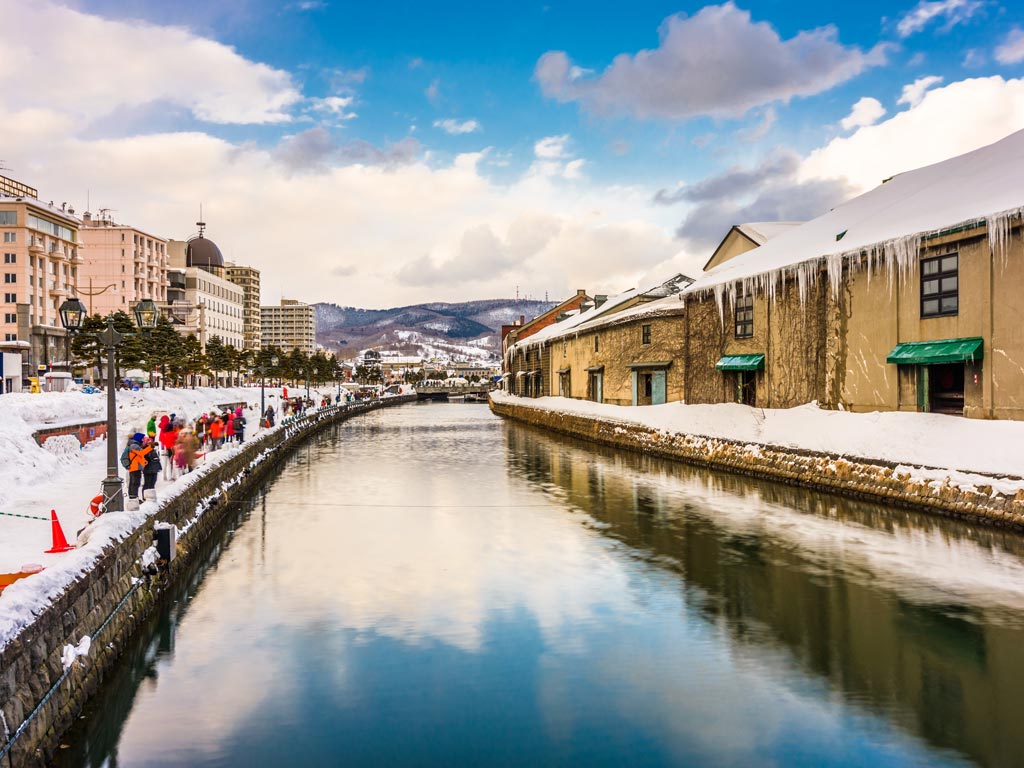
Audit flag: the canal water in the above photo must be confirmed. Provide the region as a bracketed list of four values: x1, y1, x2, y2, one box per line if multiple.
[57, 403, 1024, 767]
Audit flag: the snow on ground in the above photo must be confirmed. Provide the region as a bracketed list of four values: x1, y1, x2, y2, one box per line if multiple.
[0, 384, 342, 648]
[491, 391, 1024, 485]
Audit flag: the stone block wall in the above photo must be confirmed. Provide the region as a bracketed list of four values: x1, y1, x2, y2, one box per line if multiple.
[491, 398, 1024, 530]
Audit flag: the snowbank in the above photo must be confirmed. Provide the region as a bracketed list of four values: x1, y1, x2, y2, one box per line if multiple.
[0, 385, 355, 650]
[0, 385, 339, 580]
[491, 391, 1024, 482]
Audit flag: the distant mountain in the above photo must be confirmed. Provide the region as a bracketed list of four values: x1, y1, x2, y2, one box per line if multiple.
[314, 298, 556, 362]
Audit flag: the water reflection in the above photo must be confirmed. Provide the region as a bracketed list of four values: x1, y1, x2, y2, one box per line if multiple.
[56, 403, 1024, 767]
[506, 424, 1024, 767]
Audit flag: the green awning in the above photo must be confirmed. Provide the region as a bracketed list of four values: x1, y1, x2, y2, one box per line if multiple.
[886, 337, 983, 365]
[716, 354, 764, 371]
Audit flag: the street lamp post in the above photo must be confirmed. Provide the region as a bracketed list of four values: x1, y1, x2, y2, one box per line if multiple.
[251, 353, 279, 428]
[60, 297, 158, 513]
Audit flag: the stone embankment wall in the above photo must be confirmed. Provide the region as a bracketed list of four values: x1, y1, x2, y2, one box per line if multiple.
[0, 397, 413, 767]
[491, 398, 1024, 529]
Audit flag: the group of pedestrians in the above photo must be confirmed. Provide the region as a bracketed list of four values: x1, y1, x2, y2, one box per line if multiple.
[121, 404, 255, 508]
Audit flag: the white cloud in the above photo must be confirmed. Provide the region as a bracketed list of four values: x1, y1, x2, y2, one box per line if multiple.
[0, 1, 300, 125]
[895, 0, 982, 37]
[735, 107, 777, 141]
[535, 3, 886, 120]
[840, 97, 886, 131]
[309, 96, 357, 120]
[801, 76, 1024, 192]
[433, 118, 481, 135]
[0, 7, 677, 308]
[897, 75, 944, 107]
[534, 135, 571, 159]
[563, 158, 586, 180]
[995, 28, 1024, 65]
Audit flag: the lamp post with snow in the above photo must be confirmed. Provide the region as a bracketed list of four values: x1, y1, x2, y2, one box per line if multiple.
[59, 297, 159, 513]
[249, 352, 279, 428]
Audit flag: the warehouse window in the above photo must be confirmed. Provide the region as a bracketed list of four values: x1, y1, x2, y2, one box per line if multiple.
[735, 284, 753, 338]
[921, 253, 958, 318]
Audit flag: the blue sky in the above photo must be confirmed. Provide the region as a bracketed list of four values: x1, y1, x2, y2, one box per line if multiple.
[3, 0, 1023, 305]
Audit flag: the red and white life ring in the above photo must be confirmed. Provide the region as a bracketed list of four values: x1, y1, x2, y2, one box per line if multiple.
[88, 495, 104, 517]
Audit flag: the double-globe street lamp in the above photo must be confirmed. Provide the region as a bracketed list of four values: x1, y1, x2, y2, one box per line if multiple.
[59, 296, 160, 512]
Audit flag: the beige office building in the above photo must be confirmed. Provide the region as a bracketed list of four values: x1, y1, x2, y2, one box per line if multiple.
[225, 263, 261, 351]
[261, 299, 315, 354]
[77, 211, 167, 316]
[0, 175, 80, 373]
[166, 235, 244, 350]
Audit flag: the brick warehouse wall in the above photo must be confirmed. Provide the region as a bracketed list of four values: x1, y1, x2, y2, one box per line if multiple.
[490, 397, 1024, 530]
[0, 396, 414, 766]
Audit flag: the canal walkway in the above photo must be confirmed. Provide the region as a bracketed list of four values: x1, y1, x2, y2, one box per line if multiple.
[0, 396, 412, 766]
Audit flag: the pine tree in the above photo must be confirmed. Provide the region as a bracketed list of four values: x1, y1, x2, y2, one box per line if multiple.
[205, 335, 231, 388]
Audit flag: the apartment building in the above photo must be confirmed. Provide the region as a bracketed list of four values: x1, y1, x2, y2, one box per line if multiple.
[261, 299, 315, 354]
[76, 210, 167, 316]
[0, 175, 80, 373]
[225, 263, 261, 351]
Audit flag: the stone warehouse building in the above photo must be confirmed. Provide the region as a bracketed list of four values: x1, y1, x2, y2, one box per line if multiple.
[506, 129, 1024, 421]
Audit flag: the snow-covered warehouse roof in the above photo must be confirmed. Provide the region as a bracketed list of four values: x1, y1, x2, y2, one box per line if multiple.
[686, 129, 1024, 299]
[508, 274, 693, 355]
[735, 222, 803, 245]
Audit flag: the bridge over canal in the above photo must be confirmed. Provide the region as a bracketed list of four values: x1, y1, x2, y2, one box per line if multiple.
[415, 383, 494, 401]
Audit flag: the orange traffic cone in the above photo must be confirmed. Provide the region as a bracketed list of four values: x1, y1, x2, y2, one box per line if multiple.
[44, 510, 75, 554]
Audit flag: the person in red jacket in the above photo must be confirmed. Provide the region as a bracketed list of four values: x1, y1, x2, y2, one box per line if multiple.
[159, 423, 179, 480]
[209, 415, 224, 450]
[225, 410, 236, 443]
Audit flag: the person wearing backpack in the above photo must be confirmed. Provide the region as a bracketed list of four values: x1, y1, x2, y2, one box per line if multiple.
[120, 432, 151, 508]
[234, 407, 247, 443]
[141, 436, 162, 501]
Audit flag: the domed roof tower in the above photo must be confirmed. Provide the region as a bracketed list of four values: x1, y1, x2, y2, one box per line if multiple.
[185, 216, 224, 275]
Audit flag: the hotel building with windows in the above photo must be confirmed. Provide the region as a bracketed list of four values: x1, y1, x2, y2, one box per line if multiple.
[167, 233, 244, 351]
[76, 210, 168, 317]
[261, 299, 315, 354]
[0, 175, 80, 374]
[225, 263, 261, 351]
